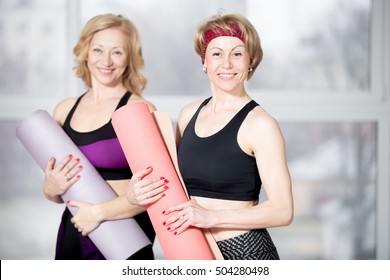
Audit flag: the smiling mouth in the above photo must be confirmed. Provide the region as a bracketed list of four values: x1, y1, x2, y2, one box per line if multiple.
[218, 73, 236, 78]
[99, 68, 114, 74]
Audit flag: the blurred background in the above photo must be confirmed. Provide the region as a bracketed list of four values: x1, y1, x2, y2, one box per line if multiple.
[0, 0, 389, 260]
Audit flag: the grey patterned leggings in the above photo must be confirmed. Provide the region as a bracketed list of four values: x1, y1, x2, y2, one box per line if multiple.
[216, 228, 280, 260]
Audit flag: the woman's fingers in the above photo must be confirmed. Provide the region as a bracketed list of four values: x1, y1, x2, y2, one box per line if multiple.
[135, 177, 169, 205]
[132, 166, 153, 181]
[63, 161, 83, 183]
[44, 157, 56, 173]
[126, 166, 169, 205]
[46, 154, 82, 182]
[55, 154, 73, 172]
[163, 209, 192, 235]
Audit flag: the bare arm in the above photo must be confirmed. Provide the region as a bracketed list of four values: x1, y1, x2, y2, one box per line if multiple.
[68, 141, 168, 236]
[164, 111, 293, 234]
[219, 111, 293, 229]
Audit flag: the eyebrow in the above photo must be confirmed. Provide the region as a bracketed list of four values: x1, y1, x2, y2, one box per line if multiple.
[90, 43, 124, 50]
[209, 44, 246, 51]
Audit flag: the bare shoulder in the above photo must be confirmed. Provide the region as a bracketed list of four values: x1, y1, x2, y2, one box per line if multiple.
[52, 97, 78, 125]
[244, 106, 284, 141]
[177, 98, 204, 128]
[129, 94, 157, 112]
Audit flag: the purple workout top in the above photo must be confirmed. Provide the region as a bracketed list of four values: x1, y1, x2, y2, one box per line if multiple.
[62, 92, 132, 180]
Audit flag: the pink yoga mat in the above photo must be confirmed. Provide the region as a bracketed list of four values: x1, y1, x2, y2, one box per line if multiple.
[112, 102, 215, 260]
[16, 110, 151, 260]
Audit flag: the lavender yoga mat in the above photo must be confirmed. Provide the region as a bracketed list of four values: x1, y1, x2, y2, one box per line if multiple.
[112, 102, 215, 260]
[15, 110, 151, 260]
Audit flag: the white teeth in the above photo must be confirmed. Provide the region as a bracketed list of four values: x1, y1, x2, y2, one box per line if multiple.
[100, 69, 113, 73]
[219, 73, 235, 78]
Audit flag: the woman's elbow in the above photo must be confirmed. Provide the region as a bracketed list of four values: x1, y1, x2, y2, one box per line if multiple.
[281, 206, 294, 226]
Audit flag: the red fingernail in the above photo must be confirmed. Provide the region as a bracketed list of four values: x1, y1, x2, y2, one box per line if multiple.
[160, 177, 165, 180]
[174, 232, 177, 235]
[68, 154, 72, 158]
[163, 221, 166, 225]
[147, 166, 152, 169]
[162, 210, 166, 214]
[162, 194, 166, 197]
[76, 175, 81, 179]
[78, 165, 83, 169]
[167, 227, 171, 231]
[164, 179, 169, 184]
[164, 186, 169, 190]
[76, 158, 80, 162]
[66, 200, 70, 204]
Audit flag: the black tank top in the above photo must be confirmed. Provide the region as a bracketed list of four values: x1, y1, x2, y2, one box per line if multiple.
[61, 91, 156, 243]
[62, 92, 132, 180]
[178, 97, 262, 201]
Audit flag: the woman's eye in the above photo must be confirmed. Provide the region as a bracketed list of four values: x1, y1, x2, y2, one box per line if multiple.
[113, 50, 123, 56]
[92, 48, 102, 53]
[232, 52, 242, 57]
[212, 52, 222, 57]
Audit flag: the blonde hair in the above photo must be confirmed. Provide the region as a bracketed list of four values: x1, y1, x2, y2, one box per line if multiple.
[73, 14, 147, 95]
[194, 13, 263, 80]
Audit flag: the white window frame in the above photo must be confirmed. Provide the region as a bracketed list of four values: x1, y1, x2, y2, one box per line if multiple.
[1, 0, 387, 259]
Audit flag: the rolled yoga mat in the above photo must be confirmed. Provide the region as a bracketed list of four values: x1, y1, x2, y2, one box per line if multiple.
[15, 110, 151, 260]
[112, 102, 215, 260]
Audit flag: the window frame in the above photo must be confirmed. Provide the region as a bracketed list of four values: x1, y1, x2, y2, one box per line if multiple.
[0, 0, 387, 259]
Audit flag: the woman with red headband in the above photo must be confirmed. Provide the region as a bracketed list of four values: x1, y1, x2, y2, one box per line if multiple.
[128, 12, 293, 260]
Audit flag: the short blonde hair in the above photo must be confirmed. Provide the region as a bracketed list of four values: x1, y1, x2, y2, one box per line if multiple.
[194, 13, 263, 80]
[73, 14, 147, 95]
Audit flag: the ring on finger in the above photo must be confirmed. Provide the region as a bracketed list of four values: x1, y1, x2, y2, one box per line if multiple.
[64, 175, 69, 182]
[179, 215, 184, 221]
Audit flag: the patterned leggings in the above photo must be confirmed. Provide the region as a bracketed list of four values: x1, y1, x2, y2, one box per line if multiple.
[216, 229, 280, 260]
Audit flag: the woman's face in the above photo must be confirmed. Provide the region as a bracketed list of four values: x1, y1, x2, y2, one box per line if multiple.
[87, 28, 128, 88]
[204, 36, 250, 93]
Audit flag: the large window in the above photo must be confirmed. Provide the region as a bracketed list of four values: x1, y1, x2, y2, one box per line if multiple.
[271, 123, 376, 259]
[0, 0, 66, 97]
[0, 0, 388, 260]
[248, 0, 370, 90]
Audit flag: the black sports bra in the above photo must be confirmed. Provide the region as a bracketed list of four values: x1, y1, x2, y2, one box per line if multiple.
[178, 97, 262, 201]
[62, 92, 132, 180]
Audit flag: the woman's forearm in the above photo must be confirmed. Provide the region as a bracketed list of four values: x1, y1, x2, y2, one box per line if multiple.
[96, 195, 146, 223]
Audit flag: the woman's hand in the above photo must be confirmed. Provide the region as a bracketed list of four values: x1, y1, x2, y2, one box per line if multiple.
[43, 154, 82, 203]
[126, 166, 169, 206]
[162, 198, 213, 235]
[68, 200, 101, 236]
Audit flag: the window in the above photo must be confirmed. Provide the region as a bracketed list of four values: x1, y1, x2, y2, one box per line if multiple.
[248, 0, 371, 90]
[270, 123, 376, 259]
[0, 0, 66, 97]
[0, 0, 388, 260]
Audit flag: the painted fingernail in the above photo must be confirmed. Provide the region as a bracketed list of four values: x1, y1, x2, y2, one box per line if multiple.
[75, 158, 80, 162]
[162, 194, 166, 197]
[163, 221, 166, 225]
[164, 186, 169, 190]
[162, 210, 166, 214]
[68, 154, 72, 158]
[164, 179, 169, 184]
[174, 232, 178, 235]
[160, 177, 165, 180]
[76, 175, 81, 179]
[167, 227, 171, 231]
[66, 200, 70, 204]
[78, 165, 83, 169]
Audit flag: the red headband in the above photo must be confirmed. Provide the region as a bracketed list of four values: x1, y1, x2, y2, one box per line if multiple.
[201, 24, 245, 64]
